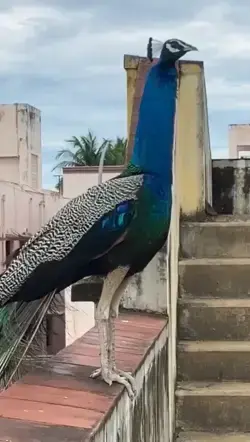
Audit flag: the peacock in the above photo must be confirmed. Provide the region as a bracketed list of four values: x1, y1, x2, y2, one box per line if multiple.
[0, 37, 197, 399]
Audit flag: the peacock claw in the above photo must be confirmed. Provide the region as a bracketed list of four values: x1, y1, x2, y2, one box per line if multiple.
[90, 367, 102, 379]
[90, 367, 137, 400]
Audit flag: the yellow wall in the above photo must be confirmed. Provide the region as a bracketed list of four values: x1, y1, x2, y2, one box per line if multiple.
[124, 55, 140, 139]
[124, 56, 212, 217]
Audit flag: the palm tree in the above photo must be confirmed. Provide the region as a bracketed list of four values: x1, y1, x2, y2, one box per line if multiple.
[52, 130, 107, 170]
[53, 131, 127, 192]
[55, 176, 63, 193]
[104, 137, 127, 165]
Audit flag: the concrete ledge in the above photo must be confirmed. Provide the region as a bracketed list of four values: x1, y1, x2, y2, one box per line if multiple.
[176, 381, 250, 432]
[179, 258, 250, 298]
[180, 222, 250, 259]
[178, 341, 250, 382]
[177, 431, 250, 441]
[0, 312, 167, 442]
[178, 298, 250, 340]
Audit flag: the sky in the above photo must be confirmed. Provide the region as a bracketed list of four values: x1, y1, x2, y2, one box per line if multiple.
[0, 1, 250, 188]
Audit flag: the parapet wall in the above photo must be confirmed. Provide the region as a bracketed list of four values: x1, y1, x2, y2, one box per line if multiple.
[213, 159, 250, 215]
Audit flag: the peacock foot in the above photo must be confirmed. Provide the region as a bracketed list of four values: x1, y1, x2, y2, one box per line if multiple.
[90, 367, 136, 400]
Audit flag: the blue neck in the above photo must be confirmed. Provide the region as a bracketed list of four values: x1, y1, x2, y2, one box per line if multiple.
[131, 61, 177, 184]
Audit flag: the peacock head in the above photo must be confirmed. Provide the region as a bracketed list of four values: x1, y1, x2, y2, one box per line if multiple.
[147, 37, 198, 63]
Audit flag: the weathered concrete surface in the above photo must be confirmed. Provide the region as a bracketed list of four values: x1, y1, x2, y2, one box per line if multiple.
[180, 222, 250, 258]
[212, 161, 234, 215]
[178, 341, 250, 382]
[212, 158, 250, 215]
[178, 298, 250, 340]
[71, 247, 168, 314]
[177, 431, 250, 441]
[177, 216, 250, 440]
[121, 247, 168, 314]
[179, 258, 250, 298]
[176, 382, 250, 432]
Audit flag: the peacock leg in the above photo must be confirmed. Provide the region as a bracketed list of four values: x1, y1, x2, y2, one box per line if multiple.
[109, 277, 136, 393]
[90, 266, 136, 399]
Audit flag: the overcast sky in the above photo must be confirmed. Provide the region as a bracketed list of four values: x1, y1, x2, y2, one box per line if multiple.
[1, 1, 249, 188]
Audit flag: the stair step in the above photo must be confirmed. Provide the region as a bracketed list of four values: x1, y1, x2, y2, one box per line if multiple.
[179, 258, 250, 298]
[178, 298, 250, 340]
[176, 382, 250, 432]
[181, 222, 250, 258]
[177, 432, 250, 441]
[178, 341, 250, 382]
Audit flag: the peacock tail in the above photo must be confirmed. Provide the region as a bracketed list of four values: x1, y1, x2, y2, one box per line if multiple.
[0, 295, 53, 389]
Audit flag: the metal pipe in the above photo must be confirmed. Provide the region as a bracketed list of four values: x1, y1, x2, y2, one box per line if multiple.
[98, 142, 109, 185]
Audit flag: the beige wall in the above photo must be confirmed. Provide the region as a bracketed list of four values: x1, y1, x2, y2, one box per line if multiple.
[0, 180, 67, 272]
[229, 124, 250, 158]
[0, 104, 42, 190]
[63, 166, 123, 198]
[64, 287, 95, 347]
[0, 157, 19, 184]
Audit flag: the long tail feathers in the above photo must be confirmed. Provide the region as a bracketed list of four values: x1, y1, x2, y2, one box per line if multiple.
[0, 291, 59, 390]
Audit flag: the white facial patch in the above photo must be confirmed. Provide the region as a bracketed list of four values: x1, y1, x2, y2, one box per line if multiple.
[165, 42, 180, 53]
[165, 39, 193, 53]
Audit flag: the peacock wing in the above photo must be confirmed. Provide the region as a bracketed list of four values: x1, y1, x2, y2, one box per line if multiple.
[0, 174, 144, 306]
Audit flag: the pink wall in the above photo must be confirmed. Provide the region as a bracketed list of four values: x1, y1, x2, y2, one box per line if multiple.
[0, 181, 68, 272]
[62, 166, 123, 198]
[229, 124, 250, 158]
[0, 104, 42, 189]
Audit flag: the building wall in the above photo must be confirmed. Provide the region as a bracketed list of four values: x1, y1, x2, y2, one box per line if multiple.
[63, 166, 123, 198]
[0, 157, 19, 184]
[229, 124, 250, 158]
[213, 158, 250, 214]
[0, 104, 42, 190]
[0, 180, 67, 272]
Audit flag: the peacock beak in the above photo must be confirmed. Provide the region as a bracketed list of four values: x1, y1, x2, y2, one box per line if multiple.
[184, 43, 198, 52]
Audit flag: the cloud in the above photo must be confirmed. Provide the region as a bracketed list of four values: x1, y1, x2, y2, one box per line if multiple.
[0, 0, 248, 186]
[206, 78, 250, 111]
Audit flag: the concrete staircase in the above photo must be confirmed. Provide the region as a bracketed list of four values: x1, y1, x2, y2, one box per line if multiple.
[176, 219, 250, 441]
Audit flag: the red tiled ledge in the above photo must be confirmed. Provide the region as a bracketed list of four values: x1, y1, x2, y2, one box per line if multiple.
[0, 311, 167, 442]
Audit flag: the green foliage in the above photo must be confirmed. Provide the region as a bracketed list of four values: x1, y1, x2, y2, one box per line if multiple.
[103, 137, 127, 165]
[53, 130, 127, 191]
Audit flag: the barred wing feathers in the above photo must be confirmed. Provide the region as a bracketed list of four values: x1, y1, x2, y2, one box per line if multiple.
[0, 174, 144, 306]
